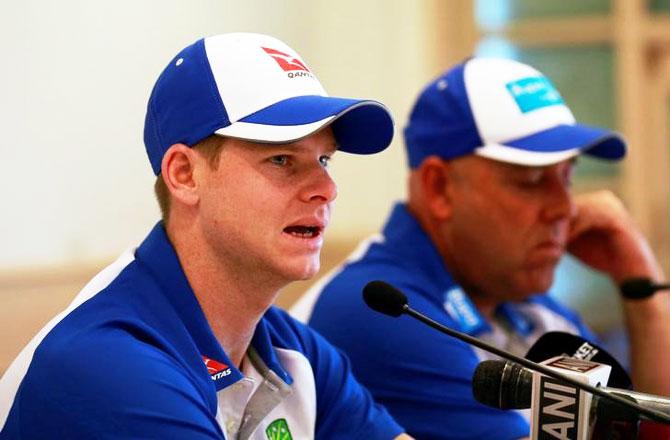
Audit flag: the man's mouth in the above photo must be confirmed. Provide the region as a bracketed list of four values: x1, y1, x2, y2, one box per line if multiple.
[283, 225, 322, 239]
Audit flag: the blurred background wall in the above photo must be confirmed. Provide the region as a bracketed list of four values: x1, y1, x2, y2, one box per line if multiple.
[2, 0, 670, 374]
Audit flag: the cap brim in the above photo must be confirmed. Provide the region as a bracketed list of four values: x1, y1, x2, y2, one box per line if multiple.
[215, 95, 394, 154]
[475, 124, 627, 166]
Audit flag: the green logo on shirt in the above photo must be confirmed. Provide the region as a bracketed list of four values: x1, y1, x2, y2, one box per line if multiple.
[266, 418, 293, 440]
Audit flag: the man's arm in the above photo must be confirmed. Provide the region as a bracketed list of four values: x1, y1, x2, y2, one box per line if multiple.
[6, 330, 225, 439]
[567, 190, 670, 395]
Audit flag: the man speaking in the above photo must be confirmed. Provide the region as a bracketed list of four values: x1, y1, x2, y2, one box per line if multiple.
[0, 33, 412, 439]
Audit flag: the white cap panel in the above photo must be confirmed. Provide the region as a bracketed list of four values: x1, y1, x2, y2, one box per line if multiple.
[464, 58, 576, 145]
[205, 33, 328, 123]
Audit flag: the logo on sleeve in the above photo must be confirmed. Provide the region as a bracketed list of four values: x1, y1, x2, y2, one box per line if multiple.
[262, 47, 313, 79]
[443, 287, 488, 335]
[202, 355, 232, 380]
[266, 418, 293, 440]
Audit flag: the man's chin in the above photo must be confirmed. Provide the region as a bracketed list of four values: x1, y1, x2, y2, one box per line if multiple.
[285, 259, 321, 282]
[520, 272, 555, 297]
[501, 265, 555, 299]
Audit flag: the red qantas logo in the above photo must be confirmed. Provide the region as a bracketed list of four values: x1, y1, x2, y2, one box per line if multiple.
[202, 355, 232, 380]
[262, 47, 310, 72]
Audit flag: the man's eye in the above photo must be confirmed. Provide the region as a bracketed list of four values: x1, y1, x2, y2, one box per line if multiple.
[319, 155, 332, 167]
[524, 176, 542, 186]
[563, 169, 574, 187]
[270, 155, 289, 166]
[519, 171, 543, 186]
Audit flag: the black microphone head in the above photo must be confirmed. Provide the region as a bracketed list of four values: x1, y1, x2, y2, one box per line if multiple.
[472, 360, 532, 410]
[620, 277, 657, 299]
[362, 281, 408, 317]
[472, 360, 506, 408]
[526, 332, 632, 390]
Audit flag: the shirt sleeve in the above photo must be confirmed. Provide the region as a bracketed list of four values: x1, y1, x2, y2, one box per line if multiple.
[9, 327, 225, 439]
[308, 277, 530, 440]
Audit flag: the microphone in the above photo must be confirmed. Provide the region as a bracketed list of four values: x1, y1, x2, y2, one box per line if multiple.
[362, 280, 670, 425]
[473, 360, 670, 423]
[473, 359, 639, 439]
[620, 277, 670, 300]
[525, 331, 632, 390]
[363, 280, 407, 317]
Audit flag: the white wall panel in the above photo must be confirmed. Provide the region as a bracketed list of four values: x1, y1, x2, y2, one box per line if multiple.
[0, 0, 439, 268]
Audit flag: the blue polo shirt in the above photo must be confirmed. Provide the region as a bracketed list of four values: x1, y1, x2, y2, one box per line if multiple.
[295, 203, 596, 440]
[0, 223, 403, 439]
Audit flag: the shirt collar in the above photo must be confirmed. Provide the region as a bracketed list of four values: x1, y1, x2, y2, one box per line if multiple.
[134, 222, 292, 390]
[381, 204, 491, 336]
[381, 203, 458, 298]
[382, 204, 538, 337]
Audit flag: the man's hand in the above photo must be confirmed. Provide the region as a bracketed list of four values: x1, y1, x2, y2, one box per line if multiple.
[567, 190, 670, 395]
[567, 190, 663, 283]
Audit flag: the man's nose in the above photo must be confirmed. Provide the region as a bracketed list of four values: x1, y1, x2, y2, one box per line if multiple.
[542, 179, 575, 222]
[300, 165, 338, 203]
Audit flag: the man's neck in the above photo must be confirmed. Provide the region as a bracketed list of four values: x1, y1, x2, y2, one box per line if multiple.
[406, 203, 499, 321]
[167, 223, 283, 368]
[467, 294, 497, 321]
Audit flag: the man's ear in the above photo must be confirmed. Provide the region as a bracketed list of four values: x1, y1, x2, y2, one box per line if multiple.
[417, 156, 455, 221]
[160, 144, 200, 207]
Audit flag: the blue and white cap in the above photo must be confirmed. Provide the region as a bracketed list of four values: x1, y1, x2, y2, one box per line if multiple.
[404, 57, 626, 168]
[144, 33, 394, 175]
